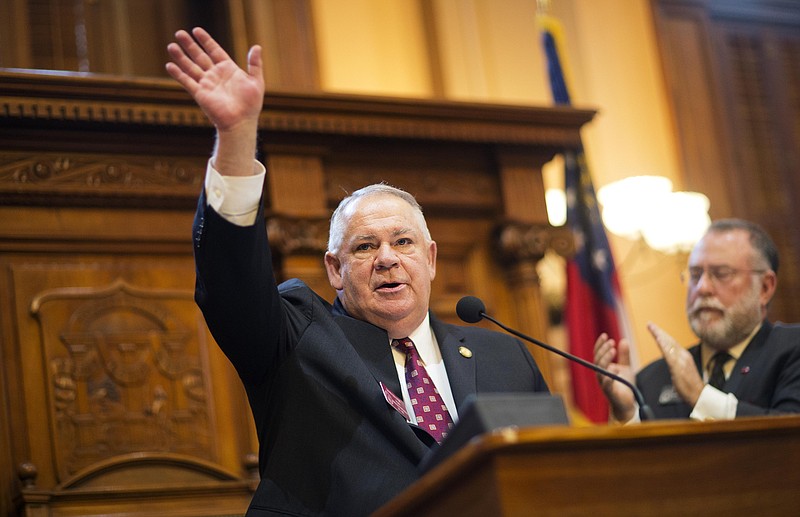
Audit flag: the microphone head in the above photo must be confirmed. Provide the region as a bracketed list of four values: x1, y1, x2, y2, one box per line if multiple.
[456, 296, 486, 324]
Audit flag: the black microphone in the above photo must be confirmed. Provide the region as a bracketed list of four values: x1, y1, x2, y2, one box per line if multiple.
[456, 295, 655, 421]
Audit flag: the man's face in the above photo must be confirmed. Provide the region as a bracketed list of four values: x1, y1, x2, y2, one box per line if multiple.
[685, 229, 775, 350]
[324, 193, 437, 339]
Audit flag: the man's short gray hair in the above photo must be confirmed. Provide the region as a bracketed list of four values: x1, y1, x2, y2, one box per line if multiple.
[327, 183, 431, 254]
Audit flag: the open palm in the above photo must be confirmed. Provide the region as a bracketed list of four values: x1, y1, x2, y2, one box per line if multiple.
[166, 27, 264, 131]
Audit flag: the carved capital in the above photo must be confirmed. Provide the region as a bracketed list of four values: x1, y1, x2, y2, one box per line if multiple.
[266, 216, 329, 256]
[493, 222, 575, 267]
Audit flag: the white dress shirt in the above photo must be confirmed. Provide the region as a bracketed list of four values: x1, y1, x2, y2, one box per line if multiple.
[689, 323, 760, 421]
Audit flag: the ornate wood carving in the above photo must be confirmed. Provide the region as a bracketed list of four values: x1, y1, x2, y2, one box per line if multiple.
[0, 150, 204, 206]
[493, 222, 575, 268]
[30, 279, 216, 480]
[266, 216, 329, 256]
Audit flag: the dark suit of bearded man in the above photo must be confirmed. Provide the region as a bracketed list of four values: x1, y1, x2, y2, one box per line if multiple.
[637, 321, 800, 420]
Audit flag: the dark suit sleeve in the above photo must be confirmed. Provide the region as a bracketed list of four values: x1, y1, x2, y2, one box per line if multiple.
[193, 190, 289, 385]
[736, 324, 800, 417]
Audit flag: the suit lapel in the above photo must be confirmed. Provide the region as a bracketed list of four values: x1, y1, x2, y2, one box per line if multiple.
[332, 313, 400, 395]
[726, 321, 771, 394]
[331, 311, 430, 460]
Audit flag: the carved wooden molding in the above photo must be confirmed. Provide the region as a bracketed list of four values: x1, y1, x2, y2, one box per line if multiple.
[0, 150, 204, 206]
[266, 216, 330, 256]
[0, 70, 594, 143]
[17, 453, 253, 515]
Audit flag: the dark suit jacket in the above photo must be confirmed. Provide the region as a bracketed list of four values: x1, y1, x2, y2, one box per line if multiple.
[192, 194, 549, 516]
[637, 321, 800, 419]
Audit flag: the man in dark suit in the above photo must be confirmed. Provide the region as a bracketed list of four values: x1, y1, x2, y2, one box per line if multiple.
[166, 28, 549, 515]
[594, 218, 800, 422]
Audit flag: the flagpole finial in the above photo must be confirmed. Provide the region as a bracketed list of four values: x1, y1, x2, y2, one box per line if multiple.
[537, 0, 551, 15]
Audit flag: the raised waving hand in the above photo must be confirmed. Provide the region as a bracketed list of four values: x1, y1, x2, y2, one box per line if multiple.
[166, 28, 264, 176]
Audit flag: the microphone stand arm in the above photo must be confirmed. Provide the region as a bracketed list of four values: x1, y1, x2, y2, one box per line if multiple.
[480, 312, 655, 421]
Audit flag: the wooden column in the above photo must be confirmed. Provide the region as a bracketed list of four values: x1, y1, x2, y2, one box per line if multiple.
[493, 149, 574, 388]
[264, 152, 332, 295]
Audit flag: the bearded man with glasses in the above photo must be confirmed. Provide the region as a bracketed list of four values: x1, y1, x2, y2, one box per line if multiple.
[594, 219, 800, 421]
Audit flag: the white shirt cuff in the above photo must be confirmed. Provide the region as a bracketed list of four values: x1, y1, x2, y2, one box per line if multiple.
[690, 385, 738, 421]
[203, 159, 266, 227]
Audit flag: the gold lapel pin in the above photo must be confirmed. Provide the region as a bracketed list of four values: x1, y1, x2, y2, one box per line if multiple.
[459, 346, 473, 358]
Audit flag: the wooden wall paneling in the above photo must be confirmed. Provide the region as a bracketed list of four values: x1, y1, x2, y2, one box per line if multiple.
[709, 20, 800, 321]
[649, 1, 735, 217]
[0, 249, 23, 517]
[266, 153, 328, 217]
[3, 0, 82, 71]
[122, 1, 192, 77]
[0, 69, 593, 514]
[82, 0, 129, 74]
[496, 148, 550, 225]
[0, 0, 33, 68]
[773, 28, 800, 319]
[30, 0, 81, 71]
[81, 0, 186, 76]
[230, 0, 320, 91]
[1, 1, 208, 77]
[267, 0, 320, 91]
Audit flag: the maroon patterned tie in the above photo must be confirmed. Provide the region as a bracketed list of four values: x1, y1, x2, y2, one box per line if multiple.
[392, 337, 453, 443]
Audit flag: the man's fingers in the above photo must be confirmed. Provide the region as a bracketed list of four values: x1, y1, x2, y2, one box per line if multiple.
[616, 338, 631, 366]
[593, 333, 613, 359]
[247, 45, 264, 82]
[191, 27, 233, 66]
[165, 60, 198, 97]
[169, 29, 214, 74]
[166, 37, 208, 85]
[648, 322, 680, 362]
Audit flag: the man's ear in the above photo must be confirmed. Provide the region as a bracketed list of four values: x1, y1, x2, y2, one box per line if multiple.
[324, 252, 343, 290]
[760, 269, 778, 306]
[427, 240, 437, 281]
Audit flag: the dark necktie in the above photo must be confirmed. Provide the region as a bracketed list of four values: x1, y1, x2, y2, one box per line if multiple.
[392, 338, 453, 443]
[708, 351, 733, 391]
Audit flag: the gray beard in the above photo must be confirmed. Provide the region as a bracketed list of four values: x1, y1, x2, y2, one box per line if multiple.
[688, 290, 762, 350]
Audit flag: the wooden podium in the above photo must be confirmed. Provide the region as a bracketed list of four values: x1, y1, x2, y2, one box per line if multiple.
[374, 415, 800, 516]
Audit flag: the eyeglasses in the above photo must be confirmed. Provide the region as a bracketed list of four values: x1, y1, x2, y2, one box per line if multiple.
[681, 265, 767, 286]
